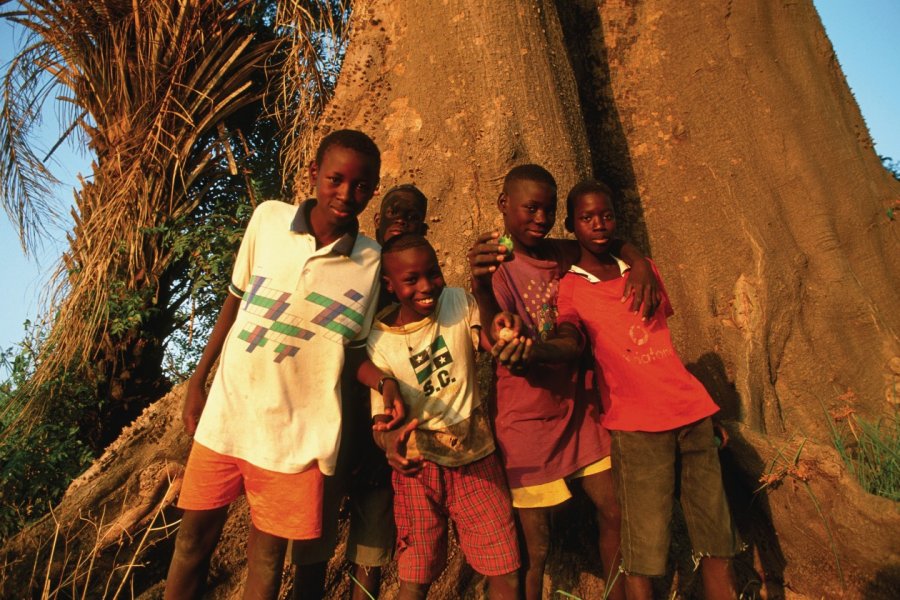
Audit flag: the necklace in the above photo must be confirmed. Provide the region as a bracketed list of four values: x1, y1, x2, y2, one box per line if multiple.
[394, 303, 439, 356]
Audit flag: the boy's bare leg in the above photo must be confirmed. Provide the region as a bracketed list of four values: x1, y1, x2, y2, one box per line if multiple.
[487, 571, 520, 600]
[515, 507, 551, 600]
[164, 506, 229, 600]
[244, 524, 288, 600]
[623, 575, 653, 600]
[580, 471, 625, 600]
[700, 557, 738, 600]
[349, 564, 381, 600]
[398, 580, 431, 600]
[292, 561, 327, 600]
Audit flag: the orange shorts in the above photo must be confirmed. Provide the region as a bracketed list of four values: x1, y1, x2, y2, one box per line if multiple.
[178, 441, 325, 540]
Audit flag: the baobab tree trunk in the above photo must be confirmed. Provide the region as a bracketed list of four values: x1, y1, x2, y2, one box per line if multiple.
[326, 0, 899, 440]
[316, 0, 900, 597]
[2, 1, 897, 598]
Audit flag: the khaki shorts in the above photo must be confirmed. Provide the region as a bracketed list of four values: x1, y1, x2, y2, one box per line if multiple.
[611, 417, 741, 576]
[291, 462, 395, 567]
[509, 456, 611, 509]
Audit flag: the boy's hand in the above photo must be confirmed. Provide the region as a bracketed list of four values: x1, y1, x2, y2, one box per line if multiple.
[492, 335, 533, 375]
[622, 257, 661, 321]
[374, 419, 423, 476]
[490, 311, 522, 344]
[182, 376, 207, 436]
[373, 378, 406, 431]
[468, 231, 509, 282]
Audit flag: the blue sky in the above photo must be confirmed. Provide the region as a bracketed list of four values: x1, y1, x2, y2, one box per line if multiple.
[1, 1, 899, 354]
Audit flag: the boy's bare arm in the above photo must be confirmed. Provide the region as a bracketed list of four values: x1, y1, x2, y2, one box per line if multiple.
[467, 231, 513, 346]
[528, 322, 583, 365]
[183, 293, 242, 435]
[348, 347, 406, 430]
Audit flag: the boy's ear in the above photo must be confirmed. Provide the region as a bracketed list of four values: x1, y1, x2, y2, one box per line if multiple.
[308, 161, 319, 188]
[419, 222, 429, 236]
[497, 192, 508, 214]
[381, 273, 394, 294]
[373, 211, 381, 229]
[564, 216, 574, 232]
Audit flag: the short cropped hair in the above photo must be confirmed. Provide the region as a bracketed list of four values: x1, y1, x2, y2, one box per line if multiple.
[565, 179, 616, 232]
[381, 184, 429, 215]
[380, 232, 434, 258]
[503, 164, 557, 194]
[315, 129, 381, 171]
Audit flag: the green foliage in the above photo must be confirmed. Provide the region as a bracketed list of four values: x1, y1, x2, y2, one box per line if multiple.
[161, 192, 255, 381]
[830, 408, 900, 502]
[882, 155, 900, 181]
[0, 321, 96, 541]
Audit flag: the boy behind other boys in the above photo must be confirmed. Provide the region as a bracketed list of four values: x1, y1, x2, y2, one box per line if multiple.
[292, 184, 429, 600]
[527, 179, 741, 600]
[369, 234, 520, 600]
[165, 130, 403, 600]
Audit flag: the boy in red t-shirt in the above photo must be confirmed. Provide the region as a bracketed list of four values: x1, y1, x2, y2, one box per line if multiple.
[522, 179, 741, 600]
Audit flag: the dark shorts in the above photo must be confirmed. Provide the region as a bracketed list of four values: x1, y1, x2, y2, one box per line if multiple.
[392, 452, 520, 583]
[611, 417, 741, 576]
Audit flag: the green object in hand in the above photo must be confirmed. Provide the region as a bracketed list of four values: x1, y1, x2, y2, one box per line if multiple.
[498, 234, 514, 255]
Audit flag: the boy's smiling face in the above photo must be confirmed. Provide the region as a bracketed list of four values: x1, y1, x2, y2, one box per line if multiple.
[571, 191, 617, 257]
[308, 145, 380, 232]
[375, 191, 427, 244]
[383, 244, 445, 324]
[498, 179, 557, 252]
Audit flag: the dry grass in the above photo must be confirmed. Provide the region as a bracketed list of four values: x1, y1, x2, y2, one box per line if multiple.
[17, 472, 181, 599]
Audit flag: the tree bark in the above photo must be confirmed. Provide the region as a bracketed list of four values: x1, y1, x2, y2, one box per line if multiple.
[311, 0, 900, 596]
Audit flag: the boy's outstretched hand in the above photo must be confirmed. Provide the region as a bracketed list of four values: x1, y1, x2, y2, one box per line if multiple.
[492, 333, 533, 376]
[373, 378, 405, 431]
[489, 311, 523, 344]
[375, 419, 423, 476]
[467, 231, 510, 283]
[182, 375, 207, 436]
[622, 257, 661, 321]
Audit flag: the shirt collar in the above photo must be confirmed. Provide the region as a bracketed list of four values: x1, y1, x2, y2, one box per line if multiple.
[291, 198, 360, 257]
[568, 255, 630, 283]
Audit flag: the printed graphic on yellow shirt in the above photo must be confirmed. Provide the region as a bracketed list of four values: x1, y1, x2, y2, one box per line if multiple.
[409, 335, 456, 396]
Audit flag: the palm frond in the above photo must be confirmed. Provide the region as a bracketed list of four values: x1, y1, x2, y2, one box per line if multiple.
[272, 0, 349, 188]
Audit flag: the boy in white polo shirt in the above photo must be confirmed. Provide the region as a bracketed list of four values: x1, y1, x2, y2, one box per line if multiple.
[164, 130, 403, 600]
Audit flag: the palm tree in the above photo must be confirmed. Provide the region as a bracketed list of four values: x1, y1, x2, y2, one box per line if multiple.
[0, 0, 345, 448]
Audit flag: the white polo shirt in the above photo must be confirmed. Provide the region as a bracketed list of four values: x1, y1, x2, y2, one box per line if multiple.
[194, 199, 381, 475]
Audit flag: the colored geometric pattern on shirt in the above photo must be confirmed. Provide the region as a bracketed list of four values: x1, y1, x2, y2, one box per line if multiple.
[237, 276, 317, 362]
[409, 335, 453, 384]
[306, 290, 367, 342]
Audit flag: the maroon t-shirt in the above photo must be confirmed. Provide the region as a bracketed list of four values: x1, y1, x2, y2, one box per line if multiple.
[491, 240, 609, 488]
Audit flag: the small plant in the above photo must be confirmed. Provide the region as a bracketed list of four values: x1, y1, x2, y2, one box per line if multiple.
[0, 321, 97, 540]
[828, 402, 900, 502]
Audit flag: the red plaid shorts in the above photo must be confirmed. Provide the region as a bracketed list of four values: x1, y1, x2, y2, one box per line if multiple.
[392, 452, 520, 583]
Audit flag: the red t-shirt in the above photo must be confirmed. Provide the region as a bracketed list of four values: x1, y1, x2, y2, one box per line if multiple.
[556, 262, 719, 432]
